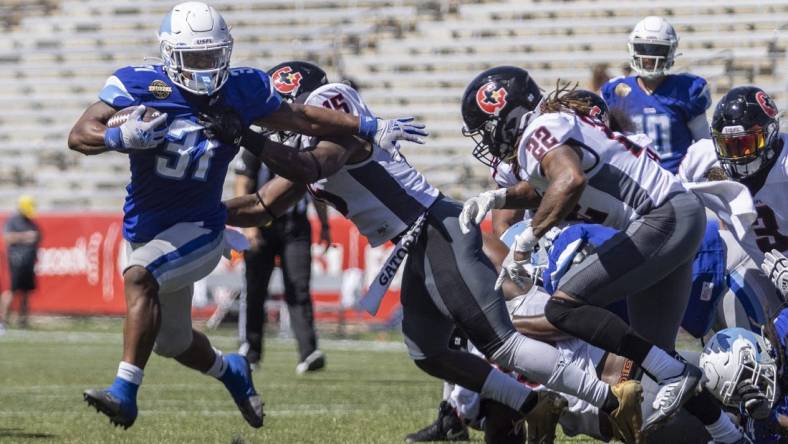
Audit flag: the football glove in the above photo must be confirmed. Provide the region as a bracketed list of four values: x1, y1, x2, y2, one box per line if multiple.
[105, 105, 168, 151]
[736, 380, 772, 421]
[495, 227, 539, 290]
[198, 107, 244, 147]
[459, 188, 507, 234]
[761, 249, 788, 298]
[359, 116, 428, 159]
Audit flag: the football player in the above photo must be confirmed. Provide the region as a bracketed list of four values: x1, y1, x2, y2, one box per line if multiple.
[67, 2, 425, 429]
[458, 66, 744, 439]
[602, 16, 712, 173]
[220, 65, 645, 442]
[678, 86, 787, 330]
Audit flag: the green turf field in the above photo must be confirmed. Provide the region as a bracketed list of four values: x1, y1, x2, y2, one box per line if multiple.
[0, 321, 601, 443]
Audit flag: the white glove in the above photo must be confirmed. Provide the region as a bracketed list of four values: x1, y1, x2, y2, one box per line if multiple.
[459, 188, 507, 234]
[762, 249, 788, 298]
[495, 227, 539, 290]
[373, 117, 428, 156]
[105, 105, 169, 151]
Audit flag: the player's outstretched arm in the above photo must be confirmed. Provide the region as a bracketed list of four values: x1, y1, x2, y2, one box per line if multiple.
[67, 101, 119, 155]
[255, 102, 427, 149]
[224, 177, 306, 228]
[241, 128, 366, 183]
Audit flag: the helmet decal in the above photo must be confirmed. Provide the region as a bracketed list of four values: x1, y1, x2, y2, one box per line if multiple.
[589, 105, 602, 118]
[272, 66, 304, 95]
[476, 82, 508, 115]
[755, 91, 778, 118]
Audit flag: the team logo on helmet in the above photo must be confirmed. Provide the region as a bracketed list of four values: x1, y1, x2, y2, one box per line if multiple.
[755, 91, 778, 118]
[272, 66, 303, 95]
[476, 82, 508, 115]
[589, 105, 602, 118]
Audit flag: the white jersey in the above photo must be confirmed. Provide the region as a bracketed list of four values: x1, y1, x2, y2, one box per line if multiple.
[679, 135, 788, 261]
[300, 83, 439, 247]
[490, 161, 523, 188]
[516, 111, 686, 230]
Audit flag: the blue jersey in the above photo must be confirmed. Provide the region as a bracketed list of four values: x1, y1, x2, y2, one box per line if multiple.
[601, 73, 711, 173]
[99, 65, 282, 242]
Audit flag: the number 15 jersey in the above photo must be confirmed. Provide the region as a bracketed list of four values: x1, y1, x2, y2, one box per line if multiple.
[516, 111, 686, 230]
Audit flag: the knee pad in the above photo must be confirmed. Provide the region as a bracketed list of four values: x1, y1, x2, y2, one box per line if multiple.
[544, 296, 584, 328]
[153, 328, 194, 358]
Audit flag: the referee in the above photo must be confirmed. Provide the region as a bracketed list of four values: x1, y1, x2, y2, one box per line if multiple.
[234, 148, 329, 373]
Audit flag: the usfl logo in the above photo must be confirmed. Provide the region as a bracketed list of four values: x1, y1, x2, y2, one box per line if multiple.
[476, 82, 508, 115]
[272, 66, 303, 95]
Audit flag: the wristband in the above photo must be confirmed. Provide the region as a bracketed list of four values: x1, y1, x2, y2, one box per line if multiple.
[104, 127, 123, 151]
[513, 226, 538, 254]
[358, 115, 378, 140]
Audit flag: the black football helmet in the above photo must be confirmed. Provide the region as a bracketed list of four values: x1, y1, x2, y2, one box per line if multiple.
[566, 89, 609, 125]
[266, 61, 328, 143]
[461, 66, 542, 167]
[268, 61, 328, 103]
[712, 86, 781, 179]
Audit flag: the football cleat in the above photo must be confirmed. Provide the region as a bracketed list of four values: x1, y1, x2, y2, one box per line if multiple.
[523, 390, 569, 444]
[295, 350, 326, 375]
[83, 381, 138, 430]
[643, 364, 702, 432]
[220, 353, 265, 428]
[405, 400, 469, 442]
[608, 380, 644, 443]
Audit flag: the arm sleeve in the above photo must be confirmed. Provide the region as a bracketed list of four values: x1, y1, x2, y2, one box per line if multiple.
[687, 113, 710, 142]
[241, 69, 283, 125]
[98, 69, 139, 109]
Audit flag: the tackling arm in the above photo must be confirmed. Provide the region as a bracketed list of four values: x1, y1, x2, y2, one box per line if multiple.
[67, 101, 118, 155]
[529, 145, 587, 238]
[224, 177, 307, 228]
[241, 129, 366, 183]
[255, 102, 361, 137]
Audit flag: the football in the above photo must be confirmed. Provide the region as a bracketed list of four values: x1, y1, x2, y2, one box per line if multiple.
[106, 105, 163, 128]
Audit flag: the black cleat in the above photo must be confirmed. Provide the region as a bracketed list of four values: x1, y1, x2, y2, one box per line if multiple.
[405, 401, 469, 442]
[83, 388, 137, 429]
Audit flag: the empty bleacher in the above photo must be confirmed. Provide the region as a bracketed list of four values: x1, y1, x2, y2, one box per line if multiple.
[0, 0, 786, 210]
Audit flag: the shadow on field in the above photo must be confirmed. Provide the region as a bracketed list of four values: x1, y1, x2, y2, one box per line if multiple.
[0, 428, 55, 440]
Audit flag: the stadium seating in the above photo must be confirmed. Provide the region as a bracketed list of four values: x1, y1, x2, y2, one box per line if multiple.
[0, 0, 786, 209]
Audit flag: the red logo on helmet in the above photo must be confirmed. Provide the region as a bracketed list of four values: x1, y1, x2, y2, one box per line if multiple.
[476, 82, 508, 115]
[272, 66, 303, 95]
[755, 91, 778, 118]
[589, 105, 602, 118]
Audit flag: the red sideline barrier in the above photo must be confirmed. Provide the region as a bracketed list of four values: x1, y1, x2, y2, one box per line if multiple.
[0, 213, 493, 322]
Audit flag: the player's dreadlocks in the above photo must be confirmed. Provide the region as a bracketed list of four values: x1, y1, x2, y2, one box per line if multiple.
[540, 81, 595, 117]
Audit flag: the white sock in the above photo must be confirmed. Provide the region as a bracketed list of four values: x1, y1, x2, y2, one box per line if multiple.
[206, 348, 228, 378]
[480, 368, 531, 412]
[442, 381, 455, 401]
[117, 362, 144, 386]
[705, 412, 743, 444]
[641, 347, 685, 382]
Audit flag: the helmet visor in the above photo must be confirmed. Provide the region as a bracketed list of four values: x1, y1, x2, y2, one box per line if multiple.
[633, 43, 671, 58]
[712, 128, 766, 160]
[179, 48, 227, 70]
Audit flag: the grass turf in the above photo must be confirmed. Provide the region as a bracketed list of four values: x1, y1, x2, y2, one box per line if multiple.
[0, 320, 640, 443]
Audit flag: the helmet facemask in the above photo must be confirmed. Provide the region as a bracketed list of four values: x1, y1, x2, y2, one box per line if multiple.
[463, 106, 527, 168]
[161, 40, 232, 95]
[718, 340, 778, 408]
[713, 121, 779, 179]
[628, 39, 675, 79]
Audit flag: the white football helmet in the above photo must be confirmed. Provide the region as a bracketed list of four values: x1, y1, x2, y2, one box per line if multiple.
[158, 2, 233, 95]
[700, 327, 778, 408]
[628, 16, 679, 79]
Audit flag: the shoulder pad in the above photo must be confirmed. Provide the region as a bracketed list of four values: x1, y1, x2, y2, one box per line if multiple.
[98, 64, 164, 108]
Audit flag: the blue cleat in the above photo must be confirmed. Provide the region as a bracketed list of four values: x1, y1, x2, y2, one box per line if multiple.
[83, 377, 139, 429]
[220, 353, 265, 428]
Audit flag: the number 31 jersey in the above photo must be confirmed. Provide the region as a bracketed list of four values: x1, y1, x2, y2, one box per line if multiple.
[516, 111, 686, 230]
[98, 64, 282, 243]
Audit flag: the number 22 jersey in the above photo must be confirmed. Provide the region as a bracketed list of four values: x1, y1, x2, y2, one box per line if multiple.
[516, 111, 686, 230]
[98, 64, 282, 242]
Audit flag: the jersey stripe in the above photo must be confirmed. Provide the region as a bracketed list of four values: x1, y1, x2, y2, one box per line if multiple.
[587, 164, 655, 215]
[347, 162, 427, 226]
